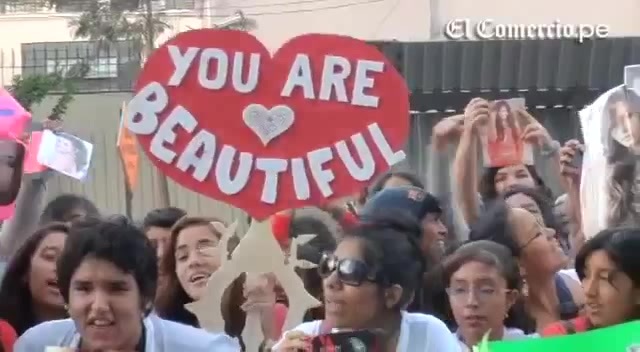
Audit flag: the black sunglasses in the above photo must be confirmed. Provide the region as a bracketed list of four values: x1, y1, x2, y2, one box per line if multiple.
[318, 253, 383, 286]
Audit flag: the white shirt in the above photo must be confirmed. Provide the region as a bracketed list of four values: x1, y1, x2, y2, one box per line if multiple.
[14, 314, 240, 352]
[273, 311, 461, 352]
[559, 269, 580, 283]
[455, 327, 530, 352]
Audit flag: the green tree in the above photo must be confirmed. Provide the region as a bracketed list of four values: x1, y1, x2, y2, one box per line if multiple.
[48, 0, 173, 205]
[9, 73, 76, 120]
[45, 0, 170, 53]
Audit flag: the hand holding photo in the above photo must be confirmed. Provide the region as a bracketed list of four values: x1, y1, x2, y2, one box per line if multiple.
[36, 130, 93, 181]
[479, 98, 533, 167]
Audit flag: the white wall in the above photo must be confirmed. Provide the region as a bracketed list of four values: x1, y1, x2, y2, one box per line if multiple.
[216, 0, 640, 50]
[0, 11, 203, 86]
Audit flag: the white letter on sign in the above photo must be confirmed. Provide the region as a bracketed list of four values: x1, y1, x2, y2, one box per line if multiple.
[281, 54, 315, 99]
[232, 52, 261, 93]
[318, 55, 351, 103]
[335, 133, 375, 181]
[368, 122, 406, 166]
[167, 45, 199, 86]
[198, 48, 229, 90]
[352, 60, 384, 108]
[307, 147, 335, 197]
[126, 82, 168, 135]
[150, 106, 197, 164]
[256, 158, 288, 204]
[176, 129, 217, 182]
[215, 146, 253, 195]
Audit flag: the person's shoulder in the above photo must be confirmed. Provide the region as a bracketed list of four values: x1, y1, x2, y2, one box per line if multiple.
[402, 311, 450, 331]
[154, 316, 240, 351]
[401, 312, 460, 352]
[14, 319, 76, 351]
[284, 320, 323, 336]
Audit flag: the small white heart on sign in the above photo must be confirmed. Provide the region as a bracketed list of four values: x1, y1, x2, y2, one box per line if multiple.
[243, 104, 295, 146]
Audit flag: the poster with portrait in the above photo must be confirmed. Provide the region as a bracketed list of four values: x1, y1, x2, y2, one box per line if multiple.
[36, 130, 93, 181]
[579, 78, 640, 239]
[478, 98, 534, 167]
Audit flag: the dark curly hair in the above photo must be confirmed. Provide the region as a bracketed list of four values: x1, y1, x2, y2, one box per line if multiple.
[57, 216, 157, 314]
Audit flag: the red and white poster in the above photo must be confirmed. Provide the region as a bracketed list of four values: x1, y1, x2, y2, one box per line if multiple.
[125, 29, 410, 220]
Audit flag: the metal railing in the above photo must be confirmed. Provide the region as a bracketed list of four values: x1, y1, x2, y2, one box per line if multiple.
[1, 40, 141, 92]
[0, 0, 197, 14]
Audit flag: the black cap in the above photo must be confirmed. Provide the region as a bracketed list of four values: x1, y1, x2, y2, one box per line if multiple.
[359, 186, 442, 221]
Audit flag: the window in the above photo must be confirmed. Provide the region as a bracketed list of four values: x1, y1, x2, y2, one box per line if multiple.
[0, 0, 50, 14]
[52, 0, 195, 12]
[21, 41, 141, 92]
[46, 57, 119, 79]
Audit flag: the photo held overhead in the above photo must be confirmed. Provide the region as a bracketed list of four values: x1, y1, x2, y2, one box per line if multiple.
[126, 29, 410, 219]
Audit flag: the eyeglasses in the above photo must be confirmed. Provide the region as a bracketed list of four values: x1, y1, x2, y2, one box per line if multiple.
[446, 286, 511, 303]
[519, 226, 558, 251]
[175, 242, 219, 262]
[318, 253, 382, 286]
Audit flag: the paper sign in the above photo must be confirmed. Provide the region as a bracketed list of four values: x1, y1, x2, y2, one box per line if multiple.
[0, 202, 15, 220]
[579, 84, 640, 237]
[23, 131, 47, 174]
[624, 65, 640, 94]
[117, 101, 139, 189]
[0, 89, 30, 141]
[0, 89, 30, 205]
[37, 130, 94, 181]
[125, 29, 410, 220]
[476, 321, 640, 352]
[479, 98, 533, 167]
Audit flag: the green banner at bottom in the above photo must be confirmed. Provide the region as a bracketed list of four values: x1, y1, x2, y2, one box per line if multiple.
[475, 321, 640, 352]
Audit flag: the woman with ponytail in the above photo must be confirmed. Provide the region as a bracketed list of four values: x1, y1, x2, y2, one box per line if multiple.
[273, 211, 459, 352]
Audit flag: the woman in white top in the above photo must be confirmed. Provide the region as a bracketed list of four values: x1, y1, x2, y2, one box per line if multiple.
[274, 211, 460, 352]
[443, 240, 531, 351]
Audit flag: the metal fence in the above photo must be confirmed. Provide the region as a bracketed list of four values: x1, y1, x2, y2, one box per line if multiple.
[0, 0, 197, 14]
[1, 40, 141, 92]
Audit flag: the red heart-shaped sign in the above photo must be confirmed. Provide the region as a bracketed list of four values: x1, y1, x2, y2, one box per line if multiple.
[127, 29, 409, 220]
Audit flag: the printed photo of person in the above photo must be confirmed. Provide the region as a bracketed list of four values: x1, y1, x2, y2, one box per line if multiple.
[601, 87, 640, 228]
[37, 130, 93, 181]
[479, 98, 530, 167]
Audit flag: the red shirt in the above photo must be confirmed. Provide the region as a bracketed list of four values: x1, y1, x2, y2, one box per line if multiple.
[541, 316, 591, 336]
[0, 319, 17, 352]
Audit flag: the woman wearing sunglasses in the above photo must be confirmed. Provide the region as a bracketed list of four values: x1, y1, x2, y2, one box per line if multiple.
[273, 212, 459, 351]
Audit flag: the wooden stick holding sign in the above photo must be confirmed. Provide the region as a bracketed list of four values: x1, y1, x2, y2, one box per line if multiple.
[186, 219, 320, 351]
[124, 28, 410, 350]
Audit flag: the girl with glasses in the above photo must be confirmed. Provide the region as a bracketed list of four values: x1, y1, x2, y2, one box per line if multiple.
[273, 211, 459, 352]
[444, 240, 529, 351]
[469, 201, 583, 333]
